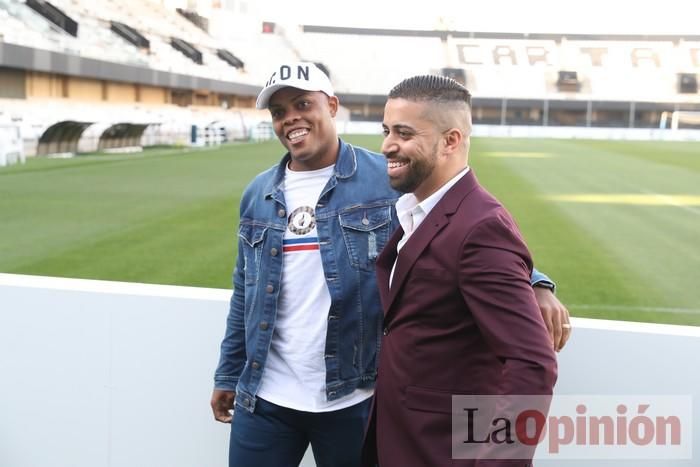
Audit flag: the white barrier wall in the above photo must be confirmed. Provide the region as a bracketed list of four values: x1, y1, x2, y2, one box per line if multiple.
[0, 274, 231, 467]
[339, 122, 700, 142]
[544, 320, 700, 467]
[1, 273, 699, 467]
[472, 124, 700, 142]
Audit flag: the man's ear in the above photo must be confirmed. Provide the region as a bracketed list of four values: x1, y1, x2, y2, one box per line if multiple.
[328, 95, 339, 117]
[442, 128, 463, 154]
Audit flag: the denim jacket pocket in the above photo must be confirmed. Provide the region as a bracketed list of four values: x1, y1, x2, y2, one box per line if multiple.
[238, 223, 267, 285]
[339, 205, 393, 271]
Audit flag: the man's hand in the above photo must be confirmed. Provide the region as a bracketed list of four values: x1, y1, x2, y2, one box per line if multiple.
[534, 287, 571, 352]
[211, 389, 235, 423]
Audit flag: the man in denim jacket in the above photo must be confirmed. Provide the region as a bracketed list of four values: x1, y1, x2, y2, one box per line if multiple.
[211, 62, 570, 467]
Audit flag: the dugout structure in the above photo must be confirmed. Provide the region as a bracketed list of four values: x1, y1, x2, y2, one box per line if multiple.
[36, 121, 151, 155]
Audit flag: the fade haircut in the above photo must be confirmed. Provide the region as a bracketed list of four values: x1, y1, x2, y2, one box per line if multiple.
[388, 75, 472, 107]
[388, 75, 472, 136]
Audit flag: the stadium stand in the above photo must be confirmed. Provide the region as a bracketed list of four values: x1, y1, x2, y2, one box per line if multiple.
[1, 0, 700, 158]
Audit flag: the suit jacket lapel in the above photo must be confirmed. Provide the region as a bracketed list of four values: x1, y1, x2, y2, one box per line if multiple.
[381, 171, 480, 318]
[384, 213, 448, 313]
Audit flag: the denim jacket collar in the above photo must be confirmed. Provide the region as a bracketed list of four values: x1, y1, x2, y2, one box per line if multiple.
[263, 139, 357, 200]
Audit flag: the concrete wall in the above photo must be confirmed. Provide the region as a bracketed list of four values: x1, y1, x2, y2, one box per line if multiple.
[0, 68, 27, 99]
[66, 77, 104, 101]
[26, 71, 66, 99]
[0, 274, 230, 467]
[0, 42, 259, 96]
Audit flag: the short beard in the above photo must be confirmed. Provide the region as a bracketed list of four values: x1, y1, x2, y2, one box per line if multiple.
[390, 163, 431, 193]
[389, 142, 439, 194]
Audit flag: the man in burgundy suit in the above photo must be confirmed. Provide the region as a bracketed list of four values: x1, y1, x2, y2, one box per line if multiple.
[362, 76, 559, 467]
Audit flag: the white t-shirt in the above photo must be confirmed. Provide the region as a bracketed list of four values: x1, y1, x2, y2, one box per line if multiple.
[256, 163, 373, 412]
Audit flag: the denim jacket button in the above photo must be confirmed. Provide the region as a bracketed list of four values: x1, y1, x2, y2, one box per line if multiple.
[259, 322, 269, 331]
[251, 361, 260, 370]
[266, 284, 274, 293]
[242, 398, 250, 407]
[270, 248, 278, 256]
[278, 209, 286, 218]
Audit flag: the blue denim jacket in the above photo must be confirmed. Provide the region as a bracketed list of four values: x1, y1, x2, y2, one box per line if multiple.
[214, 139, 554, 413]
[214, 140, 400, 412]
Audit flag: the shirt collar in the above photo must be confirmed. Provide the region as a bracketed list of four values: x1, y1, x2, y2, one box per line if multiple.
[396, 167, 470, 218]
[264, 138, 356, 200]
[394, 167, 469, 235]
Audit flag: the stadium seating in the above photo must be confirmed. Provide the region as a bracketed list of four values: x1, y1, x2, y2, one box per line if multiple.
[3, 0, 699, 100]
[286, 29, 445, 93]
[1, 0, 700, 157]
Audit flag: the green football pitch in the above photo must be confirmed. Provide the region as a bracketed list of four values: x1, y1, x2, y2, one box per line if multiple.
[1, 135, 699, 326]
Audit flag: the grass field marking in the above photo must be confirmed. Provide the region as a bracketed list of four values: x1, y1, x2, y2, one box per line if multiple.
[0, 273, 231, 301]
[638, 188, 700, 217]
[480, 152, 552, 158]
[547, 194, 700, 213]
[601, 159, 700, 216]
[570, 304, 700, 315]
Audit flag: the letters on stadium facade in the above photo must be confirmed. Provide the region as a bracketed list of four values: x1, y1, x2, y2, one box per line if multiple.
[456, 41, 700, 68]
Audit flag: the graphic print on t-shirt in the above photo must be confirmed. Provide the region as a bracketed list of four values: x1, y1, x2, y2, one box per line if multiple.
[257, 163, 371, 412]
[283, 205, 319, 252]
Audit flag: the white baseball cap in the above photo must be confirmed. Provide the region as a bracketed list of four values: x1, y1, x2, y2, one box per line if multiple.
[256, 62, 334, 109]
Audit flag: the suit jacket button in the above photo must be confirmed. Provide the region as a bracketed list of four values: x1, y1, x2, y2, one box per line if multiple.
[383, 327, 389, 336]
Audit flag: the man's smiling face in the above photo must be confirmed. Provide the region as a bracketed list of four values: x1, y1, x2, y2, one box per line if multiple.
[268, 88, 339, 171]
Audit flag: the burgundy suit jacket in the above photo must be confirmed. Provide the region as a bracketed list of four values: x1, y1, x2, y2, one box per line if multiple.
[362, 170, 557, 467]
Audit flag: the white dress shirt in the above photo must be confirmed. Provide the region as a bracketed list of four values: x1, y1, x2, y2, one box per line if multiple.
[390, 166, 470, 287]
